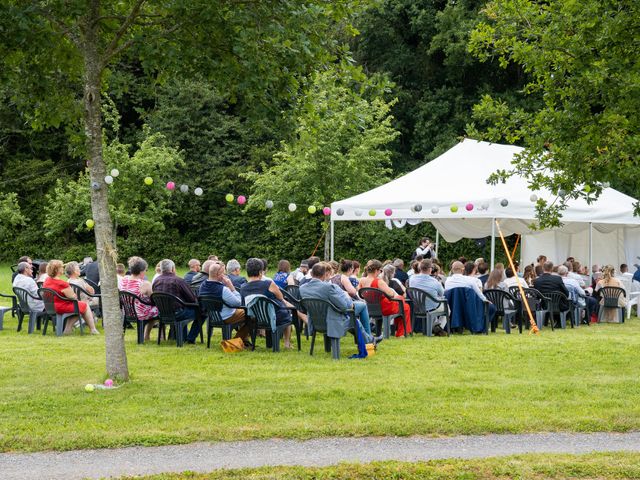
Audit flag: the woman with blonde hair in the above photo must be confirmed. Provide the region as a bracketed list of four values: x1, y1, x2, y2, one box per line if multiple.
[43, 260, 99, 334]
[381, 263, 405, 296]
[595, 265, 627, 323]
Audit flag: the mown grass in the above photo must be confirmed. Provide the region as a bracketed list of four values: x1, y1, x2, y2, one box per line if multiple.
[122, 453, 640, 479]
[1, 264, 640, 453]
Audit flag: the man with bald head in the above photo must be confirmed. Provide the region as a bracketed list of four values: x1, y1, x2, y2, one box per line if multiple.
[445, 261, 489, 302]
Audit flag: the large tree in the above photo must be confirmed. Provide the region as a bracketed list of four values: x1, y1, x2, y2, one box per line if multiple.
[468, 0, 640, 226]
[247, 65, 399, 259]
[1, 0, 363, 380]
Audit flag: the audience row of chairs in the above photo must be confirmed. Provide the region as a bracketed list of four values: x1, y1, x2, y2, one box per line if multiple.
[3, 281, 629, 357]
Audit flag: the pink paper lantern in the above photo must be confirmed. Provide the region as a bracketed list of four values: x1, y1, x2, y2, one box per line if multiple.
[465, 203, 474, 211]
[322, 207, 331, 216]
[166, 181, 175, 191]
[384, 208, 393, 216]
[237, 195, 246, 205]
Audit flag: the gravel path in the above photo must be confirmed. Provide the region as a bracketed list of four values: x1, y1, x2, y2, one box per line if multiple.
[2, 432, 640, 480]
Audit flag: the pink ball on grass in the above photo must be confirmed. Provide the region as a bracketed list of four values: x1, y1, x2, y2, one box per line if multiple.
[322, 207, 331, 216]
[104, 379, 113, 387]
[237, 195, 247, 205]
[384, 208, 393, 216]
[465, 203, 474, 211]
[166, 181, 175, 191]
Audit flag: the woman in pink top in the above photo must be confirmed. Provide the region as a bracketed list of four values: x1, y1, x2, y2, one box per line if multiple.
[120, 256, 159, 341]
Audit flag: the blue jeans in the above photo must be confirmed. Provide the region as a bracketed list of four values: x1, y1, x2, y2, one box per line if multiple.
[353, 301, 371, 335]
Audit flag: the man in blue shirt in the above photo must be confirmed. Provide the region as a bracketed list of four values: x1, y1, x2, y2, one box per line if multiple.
[199, 261, 254, 343]
[408, 259, 448, 335]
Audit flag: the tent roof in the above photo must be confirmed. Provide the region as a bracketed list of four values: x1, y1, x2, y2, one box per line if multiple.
[331, 139, 640, 242]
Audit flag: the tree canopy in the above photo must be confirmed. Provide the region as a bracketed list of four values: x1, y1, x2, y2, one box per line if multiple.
[468, 0, 640, 226]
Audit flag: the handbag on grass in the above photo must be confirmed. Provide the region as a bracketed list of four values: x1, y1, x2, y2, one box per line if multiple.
[220, 337, 244, 353]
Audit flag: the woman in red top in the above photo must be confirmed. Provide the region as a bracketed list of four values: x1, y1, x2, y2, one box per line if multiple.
[358, 259, 412, 337]
[43, 260, 99, 335]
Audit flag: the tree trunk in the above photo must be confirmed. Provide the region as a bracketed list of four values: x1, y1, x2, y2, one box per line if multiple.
[83, 0, 129, 381]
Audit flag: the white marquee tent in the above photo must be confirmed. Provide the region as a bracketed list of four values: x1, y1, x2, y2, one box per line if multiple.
[330, 139, 640, 269]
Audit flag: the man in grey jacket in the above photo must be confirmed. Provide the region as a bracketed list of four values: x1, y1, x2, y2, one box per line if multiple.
[300, 262, 382, 345]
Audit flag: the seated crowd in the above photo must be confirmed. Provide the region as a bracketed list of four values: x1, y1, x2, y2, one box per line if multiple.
[8, 246, 635, 345]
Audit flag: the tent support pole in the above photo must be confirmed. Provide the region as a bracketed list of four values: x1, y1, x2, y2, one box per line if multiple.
[330, 219, 335, 261]
[490, 218, 496, 270]
[589, 222, 593, 272]
[435, 229, 440, 258]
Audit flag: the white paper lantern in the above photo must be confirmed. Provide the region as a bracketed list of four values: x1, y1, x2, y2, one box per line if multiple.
[481, 202, 490, 211]
[180, 184, 189, 193]
[355, 209, 363, 217]
[265, 200, 274, 209]
[110, 169, 120, 178]
[431, 206, 439, 214]
[104, 175, 114, 185]
[530, 194, 538, 202]
[194, 187, 203, 196]
[288, 203, 297, 212]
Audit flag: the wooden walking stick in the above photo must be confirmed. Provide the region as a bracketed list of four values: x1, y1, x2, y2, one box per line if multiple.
[494, 220, 539, 334]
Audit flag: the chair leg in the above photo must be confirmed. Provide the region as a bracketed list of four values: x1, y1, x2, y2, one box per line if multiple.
[331, 337, 340, 360]
[426, 315, 434, 337]
[323, 334, 331, 353]
[137, 320, 145, 344]
[250, 327, 257, 351]
[503, 314, 511, 334]
[272, 330, 279, 352]
[295, 319, 301, 351]
[55, 315, 64, 336]
[206, 320, 212, 349]
[310, 331, 316, 355]
[26, 312, 36, 334]
[382, 316, 390, 339]
[17, 311, 24, 332]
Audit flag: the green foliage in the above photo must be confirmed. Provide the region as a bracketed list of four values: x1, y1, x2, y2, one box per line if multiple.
[0, 192, 25, 244]
[44, 131, 184, 246]
[351, 0, 526, 172]
[468, 0, 640, 226]
[246, 65, 399, 257]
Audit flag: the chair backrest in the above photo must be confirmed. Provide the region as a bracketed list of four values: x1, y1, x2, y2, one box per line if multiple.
[358, 287, 387, 317]
[198, 295, 225, 324]
[13, 286, 36, 312]
[483, 288, 517, 314]
[546, 291, 570, 313]
[150, 292, 185, 323]
[280, 288, 304, 312]
[599, 286, 626, 308]
[285, 284, 301, 300]
[119, 290, 142, 322]
[189, 283, 200, 297]
[83, 277, 100, 291]
[38, 287, 59, 316]
[70, 283, 91, 299]
[245, 295, 277, 330]
[300, 297, 332, 333]
[405, 287, 434, 316]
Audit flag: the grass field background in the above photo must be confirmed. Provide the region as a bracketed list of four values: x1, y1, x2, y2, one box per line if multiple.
[1, 263, 640, 453]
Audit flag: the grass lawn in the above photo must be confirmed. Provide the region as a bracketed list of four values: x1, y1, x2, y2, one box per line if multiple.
[121, 453, 640, 479]
[1, 263, 640, 453]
